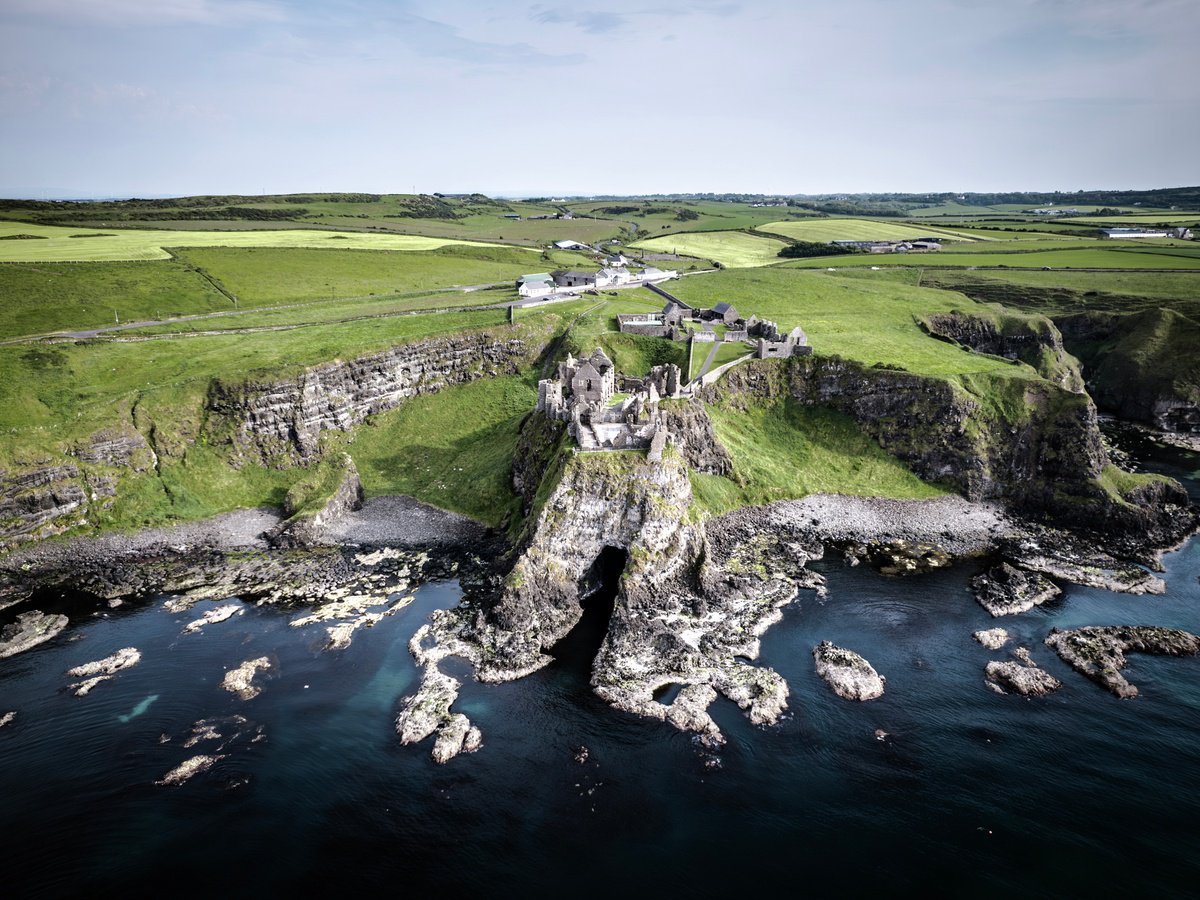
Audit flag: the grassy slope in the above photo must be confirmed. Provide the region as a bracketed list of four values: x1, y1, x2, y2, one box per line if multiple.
[664, 267, 1029, 379]
[0, 260, 231, 339]
[692, 401, 947, 516]
[0, 308, 512, 464]
[632, 231, 788, 267]
[348, 375, 537, 527]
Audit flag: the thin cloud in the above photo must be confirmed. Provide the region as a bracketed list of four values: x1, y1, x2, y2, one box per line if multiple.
[2, 0, 288, 27]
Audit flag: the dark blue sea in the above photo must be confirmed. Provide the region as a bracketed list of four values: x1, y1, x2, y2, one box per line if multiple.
[2, 432, 1198, 899]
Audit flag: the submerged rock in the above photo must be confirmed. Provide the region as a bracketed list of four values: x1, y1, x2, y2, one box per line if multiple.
[184, 603, 242, 634]
[157, 754, 224, 787]
[813, 642, 886, 701]
[985, 656, 1061, 696]
[221, 657, 271, 700]
[1045, 625, 1200, 698]
[972, 563, 1061, 617]
[974, 628, 1010, 650]
[0, 610, 68, 658]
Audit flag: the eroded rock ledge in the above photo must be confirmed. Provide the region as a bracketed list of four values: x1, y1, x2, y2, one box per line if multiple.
[1045, 625, 1200, 698]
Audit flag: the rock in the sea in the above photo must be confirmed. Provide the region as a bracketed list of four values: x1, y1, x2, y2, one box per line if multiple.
[395, 662, 483, 764]
[221, 657, 271, 700]
[184, 603, 242, 634]
[867, 540, 952, 576]
[69, 650, 143, 680]
[157, 754, 224, 786]
[974, 628, 1010, 650]
[985, 658, 1061, 696]
[972, 563, 1061, 617]
[813, 641, 886, 701]
[1045, 625, 1200, 698]
[0, 711, 15, 729]
[0, 610, 69, 658]
[431, 714, 482, 764]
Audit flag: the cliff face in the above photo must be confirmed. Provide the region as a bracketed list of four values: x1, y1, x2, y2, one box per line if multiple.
[400, 448, 804, 759]
[0, 329, 534, 551]
[206, 331, 535, 465]
[1057, 308, 1200, 434]
[707, 357, 1192, 546]
[0, 427, 156, 551]
[920, 309, 1085, 393]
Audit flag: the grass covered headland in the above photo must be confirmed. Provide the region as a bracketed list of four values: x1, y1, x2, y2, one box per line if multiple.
[0, 194, 1192, 549]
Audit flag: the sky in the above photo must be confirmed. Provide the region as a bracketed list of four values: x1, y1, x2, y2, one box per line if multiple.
[1, 0, 1197, 198]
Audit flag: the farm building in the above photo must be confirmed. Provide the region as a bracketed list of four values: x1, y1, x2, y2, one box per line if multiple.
[552, 270, 598, 288]
[517, 273, 556, 298]
[597, 268, 633, 287]
[605, 253, 630, 267]
[1101, 228, 1171, 239]
[699, 302, 739, 325]
[553, 239, 590, 250]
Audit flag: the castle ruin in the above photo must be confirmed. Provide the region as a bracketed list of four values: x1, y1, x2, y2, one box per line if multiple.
[537, 349, 683, 453]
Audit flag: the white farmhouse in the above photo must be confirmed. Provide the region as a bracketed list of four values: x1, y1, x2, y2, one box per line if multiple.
[516, 273, 556, 298]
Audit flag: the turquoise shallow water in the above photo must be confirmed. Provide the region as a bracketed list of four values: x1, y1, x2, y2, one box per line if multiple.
[1, 434, 1198, 898]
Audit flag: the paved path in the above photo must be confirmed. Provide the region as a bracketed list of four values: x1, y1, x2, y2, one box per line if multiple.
[694, 340, 722, 382]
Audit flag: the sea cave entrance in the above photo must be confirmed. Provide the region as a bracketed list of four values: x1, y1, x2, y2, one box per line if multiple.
[549, 546, 627, 679]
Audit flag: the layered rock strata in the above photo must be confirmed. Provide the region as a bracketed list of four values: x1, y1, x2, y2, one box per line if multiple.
[0, 610, 69, 658]
[206, 330, 535, 465]
[972, 562, 1062, 617]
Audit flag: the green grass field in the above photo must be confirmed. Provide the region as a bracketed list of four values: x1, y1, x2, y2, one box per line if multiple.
[175, 245, 567, 306]
[0, 220, 520, 262]
[780, 247, 1200, 270]
[0, 243, 584, 340]
[664, 267, 1034, 380]
[925, 269, 1200, 301]
[759, 218, 985, 243]
[632, 231, 788, 268]
[0, 259, 231, 339]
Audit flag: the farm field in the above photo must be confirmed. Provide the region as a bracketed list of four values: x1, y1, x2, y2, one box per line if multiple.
[1053, 213, 1200, 224]
[0, 220, 519, 262]
[0, 244, 578, 340]
[567, 200, 813, 238]
[0, 260, 230, 340]
[759, 218, 985, 243]
[780, 247, 1200, 270]
[926, 268, 1200, 300]
[175, 245, 579, 307]
[631, 231, 788, 267]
